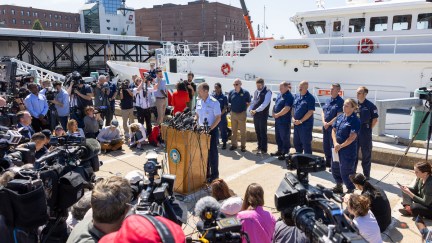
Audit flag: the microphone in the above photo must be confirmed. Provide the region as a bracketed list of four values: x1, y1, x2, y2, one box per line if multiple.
[182, 107, 191, 114]
[316, 184, 343, 203]
[194, 196, 220, 224]
[78, 138, 101, 161]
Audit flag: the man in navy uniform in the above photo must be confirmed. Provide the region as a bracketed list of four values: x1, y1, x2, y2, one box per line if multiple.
[292, 81, 315, 154]
[356, 86, 378, 179]
[196, 83, 221, 182]
[212, 83, 229, 149]
[228, 79, 251, 152]
[249, 78, 272, 155]
[271, 82, 294, 160]
[321, 83, 344, 167]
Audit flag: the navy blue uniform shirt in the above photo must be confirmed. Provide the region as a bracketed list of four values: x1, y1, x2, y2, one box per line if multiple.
[228, 88, 251, 113]
[293, 91, 315, 125]
[273, 91, 294, 123]
[323, 95, 344, 122]
[333, 113, 361, 150]
[212, 92, 228, 115]
[357, 99, 379, 127]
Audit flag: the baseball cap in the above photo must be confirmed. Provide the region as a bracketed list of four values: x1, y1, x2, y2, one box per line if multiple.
[110, 120, 119, 127]
[55, 125, 64, 131]
[99, 215, 185, 243]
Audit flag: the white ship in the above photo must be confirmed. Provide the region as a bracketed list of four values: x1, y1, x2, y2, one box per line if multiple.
[108, 0, 432, 100]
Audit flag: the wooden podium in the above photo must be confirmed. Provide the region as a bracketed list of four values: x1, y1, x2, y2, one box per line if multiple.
[161, 125, 210, 194]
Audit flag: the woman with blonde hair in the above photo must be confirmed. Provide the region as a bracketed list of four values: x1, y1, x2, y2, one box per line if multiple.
[67, 119, 85, 137]
[129, 122, 148, 150]
[211, 179, 242, 216]
[331, 98, 361, 194]
[237, 183, 276, 243]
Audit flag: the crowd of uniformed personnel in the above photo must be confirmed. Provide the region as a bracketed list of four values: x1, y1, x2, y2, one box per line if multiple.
[197, 78, 378, 194]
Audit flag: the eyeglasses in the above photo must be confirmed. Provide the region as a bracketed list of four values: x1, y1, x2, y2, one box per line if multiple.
[234, 84, 240, 86]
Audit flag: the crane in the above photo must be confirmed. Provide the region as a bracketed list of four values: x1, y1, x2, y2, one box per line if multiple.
[239, 0, 273, 46]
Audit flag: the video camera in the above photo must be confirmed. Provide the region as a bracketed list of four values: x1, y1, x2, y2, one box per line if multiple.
[117, 79, 130, 90]
[64, 71, 84, 93]
[275, 153, 366, 243]
[133, 151, 186, 225]
[191, 196, 248, 243]
[419, 87, 432, 103]
[44, 87, 58, 101]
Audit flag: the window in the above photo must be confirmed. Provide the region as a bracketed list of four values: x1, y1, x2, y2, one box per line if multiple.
[417, 13, 432, 30]
[370, 16, 388, 32]
[348, 18, 365, 32]
[20, 10, 24, 15]
[27, 11, 30, 16]
[49, 22, 52, 27]
[49, 14, 52, 19]
[12, 19, 16, 24]
[54, 14, 57, 19]
[60, 23, 62, 28]
[34, 12, 38, 17]
[55, 22, 58, 27]
[333, 21, 341, 32]
[45, 21, 48, 26]
[27, 20, 31, 25]
[11, 9, 15, 15]
[21, 19, 25, 24]
[393, 15, 411, 30]
[59, 15, 62, 20]
[306, 21, 326, 34]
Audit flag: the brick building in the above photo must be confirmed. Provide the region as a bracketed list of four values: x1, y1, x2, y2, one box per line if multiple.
[135, 0, 248, 43]
[0, 5, 80, 32]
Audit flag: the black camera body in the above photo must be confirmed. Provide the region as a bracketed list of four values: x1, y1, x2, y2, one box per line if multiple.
[419, 87, 432, 102]
[45, 87, 58, 101]
[275, 154, 367, 243]
[118, 80, 130, 91]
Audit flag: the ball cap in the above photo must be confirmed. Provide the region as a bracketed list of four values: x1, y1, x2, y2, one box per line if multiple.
[110, 120, 119, 127]
[99, 215, 185, 243]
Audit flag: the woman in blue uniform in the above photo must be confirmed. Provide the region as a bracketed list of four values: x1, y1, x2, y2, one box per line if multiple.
[331, 98, 361, 194]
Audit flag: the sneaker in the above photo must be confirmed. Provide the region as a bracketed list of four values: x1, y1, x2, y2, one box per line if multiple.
[332, 184, 343, 194]
[399, 206, 412, 216]
[241, 147, 246, 152]
[270, 151, 282, 157]
[256, 150, 262, 155]
[222, 143, 227, 150]
[261, 150, 268, 155]
[229, 146, 238, 151]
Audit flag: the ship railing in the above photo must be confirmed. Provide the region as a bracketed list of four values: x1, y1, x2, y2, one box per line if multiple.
[311, 33, 432, 54]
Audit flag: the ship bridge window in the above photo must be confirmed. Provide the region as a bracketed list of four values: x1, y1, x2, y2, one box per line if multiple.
[348, 18, 365, 33]
[370, 16, 388, 32]
[393, 15, 412, 30]
[333, 21, 342, 32]
[296, 23, 305, 35]
[306, 21, 326, 34]
[417, 13, 432, 30]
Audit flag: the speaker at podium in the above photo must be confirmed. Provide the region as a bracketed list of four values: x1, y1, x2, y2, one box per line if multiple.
[161, 125, 210, 194]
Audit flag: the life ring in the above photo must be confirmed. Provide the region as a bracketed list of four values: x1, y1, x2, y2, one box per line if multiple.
[221, 63, 231, 76]
[357, 38, 374, 54]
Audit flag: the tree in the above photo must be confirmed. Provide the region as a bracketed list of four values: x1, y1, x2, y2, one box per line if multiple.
[32, 19, 43, 30]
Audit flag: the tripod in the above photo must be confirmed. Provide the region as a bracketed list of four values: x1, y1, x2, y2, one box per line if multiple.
[47, 102, 60, 131]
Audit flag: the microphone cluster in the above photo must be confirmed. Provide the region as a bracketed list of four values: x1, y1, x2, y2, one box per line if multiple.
[167, 107, 209, 133]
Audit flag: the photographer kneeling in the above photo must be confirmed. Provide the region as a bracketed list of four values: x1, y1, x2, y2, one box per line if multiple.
[97, 120, 123, 153]
[129, 123, 147, 150]
[272, 207, 309, 243]
[67, 176, 132, 243]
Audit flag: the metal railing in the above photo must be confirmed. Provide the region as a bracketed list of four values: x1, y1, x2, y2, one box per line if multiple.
[11, 58, 65, 82]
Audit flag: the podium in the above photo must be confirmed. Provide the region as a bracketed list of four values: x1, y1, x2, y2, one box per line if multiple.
[161, 125, 210, 194]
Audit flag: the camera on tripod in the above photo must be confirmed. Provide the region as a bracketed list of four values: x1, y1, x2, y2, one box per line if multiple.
[419, 87, 432, 102]
[133, 151, 186, 225]
[275, 154, 366, 243]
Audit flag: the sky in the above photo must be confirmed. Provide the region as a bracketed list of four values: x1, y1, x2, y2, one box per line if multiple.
[0, 0, 416, 39]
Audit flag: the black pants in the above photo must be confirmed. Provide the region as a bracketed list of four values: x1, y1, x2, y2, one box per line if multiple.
[137, 107, 152, 136]
[402, 193, 432, 219]
[253, 113, 268, 152]
[31, 116, 47, 133]
[208, 128, 219, 180]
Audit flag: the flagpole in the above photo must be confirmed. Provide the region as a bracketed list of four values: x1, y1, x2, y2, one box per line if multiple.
[263, 5, 266, 37]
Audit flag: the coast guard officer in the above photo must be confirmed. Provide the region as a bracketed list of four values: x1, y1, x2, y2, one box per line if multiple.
[212, 83, 229, 150]
[271, 82, 294, 160]
[196, 83, 221, 183]
[356, 86, 378, 179]
[321, 83, 344, 167]
[292, 80, 315, 154]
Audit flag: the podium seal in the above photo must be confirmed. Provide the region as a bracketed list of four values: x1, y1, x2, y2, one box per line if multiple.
[169, 149, 181, 164]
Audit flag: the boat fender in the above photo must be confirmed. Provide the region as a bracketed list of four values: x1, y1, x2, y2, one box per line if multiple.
[357, 38, 374, 54]
[221, 63, 231, 76]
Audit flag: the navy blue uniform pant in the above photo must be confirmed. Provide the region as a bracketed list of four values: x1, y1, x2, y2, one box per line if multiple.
[356, 126, 372, 178]
[208, 128, 219, 180]
[332, 147, 356, 190]
[218, 114, 228, 143]
[275, 121, 291, 154]
[322, 126, 333, 165]
[293, 123, 313, 154]
[253, 114, 268, 152]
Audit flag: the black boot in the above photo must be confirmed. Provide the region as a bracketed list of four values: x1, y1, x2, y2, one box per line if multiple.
[222, 142, 227, 150]
[332, 184, 343, 194]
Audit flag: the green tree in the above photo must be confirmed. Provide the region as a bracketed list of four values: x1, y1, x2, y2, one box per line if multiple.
[32, 19, 43, 30]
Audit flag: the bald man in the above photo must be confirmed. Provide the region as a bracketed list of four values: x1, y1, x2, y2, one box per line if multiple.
[292, 81, 315, 154]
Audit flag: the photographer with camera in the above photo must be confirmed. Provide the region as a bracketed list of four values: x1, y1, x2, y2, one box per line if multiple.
[23, 83, 49, 132]
[119, 79, 135, 139]
[134, 77, 158, 136]
[67, 176, 132, 243]
[186, 72, 197, 110]
[272, 207, 308, 243]
[67, 72, 93, 128]
[93, 75, 116, 127]
[47, 81, 70, 130]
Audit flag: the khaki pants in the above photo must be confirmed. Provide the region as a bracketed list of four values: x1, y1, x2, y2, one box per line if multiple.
[230, 111, 247, 148]
[155, 98, 167, 124]
[101, 140, 124, 151]
[121, 108, 135, 137]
